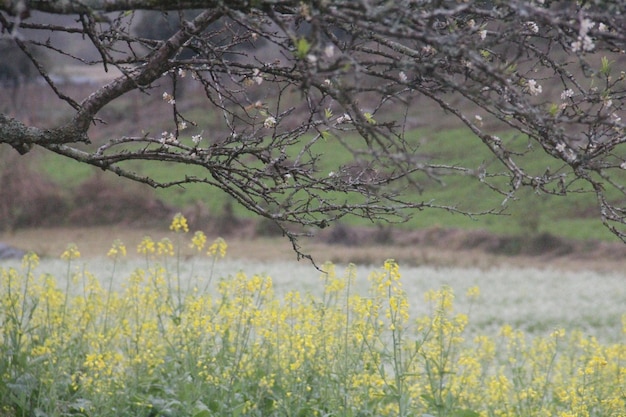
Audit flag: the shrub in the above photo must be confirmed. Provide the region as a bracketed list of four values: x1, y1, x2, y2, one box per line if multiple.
[0, 158, 67, 232]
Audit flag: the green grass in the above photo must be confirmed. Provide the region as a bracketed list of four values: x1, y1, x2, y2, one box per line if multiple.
[37, 127, 620, 241]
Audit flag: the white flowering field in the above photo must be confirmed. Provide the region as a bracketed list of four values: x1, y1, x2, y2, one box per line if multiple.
[5, 250, 623, 343]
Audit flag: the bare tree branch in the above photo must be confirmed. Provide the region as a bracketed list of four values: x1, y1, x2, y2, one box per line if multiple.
[2, 0, 626, 254]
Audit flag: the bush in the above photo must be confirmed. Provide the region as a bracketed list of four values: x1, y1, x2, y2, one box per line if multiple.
[0, 158, 174, 230]
[69, 175, 172, 227]
[0, 158, 67, 232]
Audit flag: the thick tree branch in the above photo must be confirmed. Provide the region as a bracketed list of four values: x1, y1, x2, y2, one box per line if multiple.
[0, 114, 89, 153]
[73, 9, 223, 130]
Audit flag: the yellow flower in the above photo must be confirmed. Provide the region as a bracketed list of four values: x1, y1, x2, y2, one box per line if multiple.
[465, 285, 480, 300]
[424, 285, 454, 312]
[169, 212, 189, 233]
[189, 231, 207, 252]
[551, 327, 566, 339]
[584, 355, 608, 374]
[207, 237, 227, 258]
[157, 238, 174, 256]
[21, 252, 40, 269]
[107, 239, 127, 258]
[137, 236, 156, 255]
[61, 243, 80, 260]
[499, 324, 514, 338]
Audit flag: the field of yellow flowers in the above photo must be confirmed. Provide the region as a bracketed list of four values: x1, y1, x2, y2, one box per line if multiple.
[1, 214, 625, 417]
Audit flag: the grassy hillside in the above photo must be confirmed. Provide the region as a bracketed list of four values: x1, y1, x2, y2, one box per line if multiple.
[402, 129, 614, 241]
[36, 127, 618, 242]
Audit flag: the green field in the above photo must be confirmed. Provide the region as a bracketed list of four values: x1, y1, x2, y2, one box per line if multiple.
[37, 127, 619, 242]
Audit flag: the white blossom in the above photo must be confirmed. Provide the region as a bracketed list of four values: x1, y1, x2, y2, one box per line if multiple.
[422, 45, 435, 55]
[580, 18, 595, 34]
[598, 22, 608, 32]
[306, 54, 318, 64]
[263, 116, 277, 128]
[611, 113, 622, 123]
[525, 21, 539, 34]
[252, 68, 263, 85]
[560, 89, 574, 100]
[526, 79, 542, 96]
[336, 114, 352, 124]
[555, 142, 566, 153]
[162, 92, 175, 105]
[192, 134, 203, 145]
[399, 71, 408, 82]
[160, 131, 178, 144]
[572, 36, 595, 52]
[571, 18, 596, 52]
[565, 151, 577, 163]
[178, 68, 187, 78]
[178, 121, 187, 130]
[324, 44, 335, 58]
[479, 30, 487, 40]
[620, 161, 626, 170]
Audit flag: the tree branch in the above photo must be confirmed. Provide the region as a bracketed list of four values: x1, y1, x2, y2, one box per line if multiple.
[2, 0, 626, 251]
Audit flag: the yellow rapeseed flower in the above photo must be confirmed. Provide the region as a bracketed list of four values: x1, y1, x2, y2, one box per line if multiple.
[499, 324, 514, 339]
[465, 285, 480, 300]
[383, 258, 400, 281]
[137, 236, 156, 255]
[207, 237, 227, 258]
[21, 251, 40, 269]
[9, 242, 626, 417]
[584, 355, 608, 374]
[551, 327, 566, 339]
[424, 285, 455, 312]
[60, 243, 81, 260]
[169, 212, 189, 233]
[107, 239, 127, 258]
[189, 230, 207, 251]
[157, 238, 174, 256]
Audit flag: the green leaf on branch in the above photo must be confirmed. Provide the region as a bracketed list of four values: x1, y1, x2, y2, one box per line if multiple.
[600, 56, 612, 77]
[364, 112, 377, 125]
[295, 37, 311, 59]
